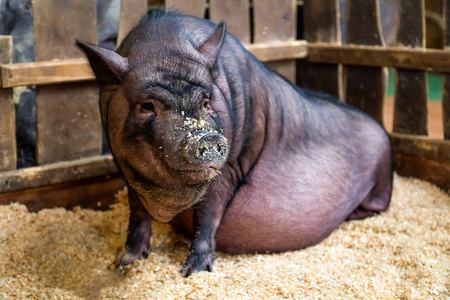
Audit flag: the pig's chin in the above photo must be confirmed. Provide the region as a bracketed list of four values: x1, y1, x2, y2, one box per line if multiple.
[143, 194, 202, 223]
[180, 167, 221, 184]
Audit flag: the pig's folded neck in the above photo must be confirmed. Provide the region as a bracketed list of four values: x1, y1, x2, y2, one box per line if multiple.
[222, 55, 308, 179]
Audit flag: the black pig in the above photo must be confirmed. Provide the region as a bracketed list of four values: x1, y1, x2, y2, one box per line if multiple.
[77, 9, 393, 277]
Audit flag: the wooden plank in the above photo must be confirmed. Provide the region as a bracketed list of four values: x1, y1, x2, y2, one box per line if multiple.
[246, 40, 307, 61]
[393, 0, 428, 135]
[33, 0, 102, 165]
[393, 154, 450, 192]
[307, 44, 450, 72]
[0, 36, 16, 171]
[117, 0, 148, 45]
[442, 0, 450, 139]
[345, 0, 385, 124]
[0, 175, 125, 212]
[0, 41, 308, 88]
[253, 0, 297, 82]
[0, 155, 118, 193]
[391, 133, 450, 161]
[1, 58, 94, 88]
[165, 0, 206, 18]
[209, 0, 250, 44]
[300, 0, 340, 98]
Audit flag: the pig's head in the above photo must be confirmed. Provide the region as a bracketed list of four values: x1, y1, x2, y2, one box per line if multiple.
[76, 22, 229, 222]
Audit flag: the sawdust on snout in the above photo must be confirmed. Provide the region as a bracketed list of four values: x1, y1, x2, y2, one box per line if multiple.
[0, 174, 448, 300]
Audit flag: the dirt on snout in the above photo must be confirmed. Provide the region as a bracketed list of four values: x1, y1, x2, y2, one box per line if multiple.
[0, 174, 448, 299]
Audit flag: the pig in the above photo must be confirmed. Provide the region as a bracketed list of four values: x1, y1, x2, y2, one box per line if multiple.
[76, 9, 393, 277]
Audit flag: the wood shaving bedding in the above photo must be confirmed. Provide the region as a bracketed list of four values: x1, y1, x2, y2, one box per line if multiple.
[0, 174, 448, 299]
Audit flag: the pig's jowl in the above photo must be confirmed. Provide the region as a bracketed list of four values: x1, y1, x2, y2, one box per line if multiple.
[77, 9, 393, 277]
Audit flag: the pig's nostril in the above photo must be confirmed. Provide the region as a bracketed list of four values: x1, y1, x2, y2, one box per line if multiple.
[196, 147, 206, 159]
[216, 145, 223, 155]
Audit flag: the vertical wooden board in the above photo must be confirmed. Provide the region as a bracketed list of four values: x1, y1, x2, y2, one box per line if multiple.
[299, 0, 340, 98]
[393, 0, 428, 135]
[33, 0, 102, 165]
[345, 0, 385, 125]
[117, 0, 148, 46]
[442, 0, 450, 139]
[0, 36, 16, 171]
[165, 0, 206, 18]
[253, 0, 297, 82]
[210, 0, 250, 44]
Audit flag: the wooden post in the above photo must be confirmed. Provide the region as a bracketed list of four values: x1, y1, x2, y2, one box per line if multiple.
[117, 0, 148, 46]
[0, 36, 16, 171]
[32, 0, 102, 165]
[165, 0, 206, 18]
[442, 0, 450, 139]
[393, 0, 428, 135]
[210, 0, 250, 44]
[344, 0, 385, 125]
[253, 0, 297, 82]
[300, 0, 341, 99]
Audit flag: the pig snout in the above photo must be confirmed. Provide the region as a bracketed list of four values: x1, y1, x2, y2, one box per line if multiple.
[183, 131, 228, 169]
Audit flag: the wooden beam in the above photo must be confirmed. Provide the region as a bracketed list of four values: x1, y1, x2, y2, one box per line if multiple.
[344, 0, 385, 125]
[0, 58, 95, 88]
[300, 0, 341, 99]
[0, 35, 16, 171]
[307, 44, 450, 72]
[0, 155, 119, 193]
[391, 133, 450, 161]
[0, 41, 308, 88]
[165, 0, 206, 18]
[393, 0, 428, 135]
[117, 0, 148, 45]
[246, 41, 307, 62]
[253, 0, 297, 82]
[33, 0, 102, 165]
[0, 175, 125, 212]
[393, 154, 450, 192]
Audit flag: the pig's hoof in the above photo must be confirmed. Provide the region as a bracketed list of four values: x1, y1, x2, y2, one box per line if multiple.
[114, 247, 149, 268]
[180, 251, 214, 277]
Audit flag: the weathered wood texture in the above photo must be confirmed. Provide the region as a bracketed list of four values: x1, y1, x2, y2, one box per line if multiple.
[442, 0, 450, 139]
[165, 0, 206, 18]
[394, 154, 450, 191]
[344, 0, 385, 125]
[0, 175, 125, 212]
[209, 0, 250, 44]
[393, 0, 428, 135]
[33, 0, 102, 165]
[253, 0, 297, 82]
[307, 44, 450, 72]
[0, 42, 307, 88]
[0, 36, 16, 171]
[1, 58, 94, 88]
[117, 0, 148, 45]
[0, 155, 118, 193]
[299, 0, 340, 99]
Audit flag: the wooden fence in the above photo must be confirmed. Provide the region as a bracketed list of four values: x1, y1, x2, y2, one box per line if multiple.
[0, 0, 448, 211]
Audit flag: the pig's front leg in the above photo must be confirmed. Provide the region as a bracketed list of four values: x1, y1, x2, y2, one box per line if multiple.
[115, 186, 153, 267]
[180, 178, 235, 277]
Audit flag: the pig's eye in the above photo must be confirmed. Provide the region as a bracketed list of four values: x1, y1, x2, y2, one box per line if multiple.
[141, 102, 155, 113]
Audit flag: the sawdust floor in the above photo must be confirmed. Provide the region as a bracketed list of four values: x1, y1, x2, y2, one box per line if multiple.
[0, 174, 449, 300]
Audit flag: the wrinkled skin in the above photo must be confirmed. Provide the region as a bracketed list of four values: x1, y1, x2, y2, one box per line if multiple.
[77, 9, 393, 277]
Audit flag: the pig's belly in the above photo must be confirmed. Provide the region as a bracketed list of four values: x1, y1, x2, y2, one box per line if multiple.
[214, 154, 372, 254]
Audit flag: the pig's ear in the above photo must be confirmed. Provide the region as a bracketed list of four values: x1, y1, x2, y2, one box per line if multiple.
[197, 23, 226, 69]
[76, 39, 128, 86]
